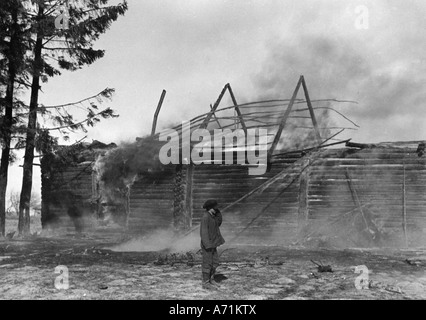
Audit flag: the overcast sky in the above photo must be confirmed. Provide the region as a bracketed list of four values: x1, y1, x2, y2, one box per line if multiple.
[8, 0, 426, 195]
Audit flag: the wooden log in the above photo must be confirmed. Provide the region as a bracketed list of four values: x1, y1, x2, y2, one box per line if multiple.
[346, 141, 376, 149]
[227, 84, 247, 133]
[310, 159, 426, 166]
[200, 84, 228, 129]
[298, 158, 310, 224]
[301, 76, 322, 144]
[308, 186, 407, 193]
[267, 76, 303, 159]
[151, 89, 166, 136]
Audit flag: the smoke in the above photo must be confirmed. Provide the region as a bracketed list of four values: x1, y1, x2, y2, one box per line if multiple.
[251, 34, 367, 147]
[254, 36, 370, 101]
[251, 8, 426, 143]
[95, 135, 168, 195]
[92, 135, 172, 226]
[106, 228, 200, 253]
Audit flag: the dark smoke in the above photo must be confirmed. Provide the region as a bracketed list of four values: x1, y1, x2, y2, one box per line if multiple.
[95, 135, 167, 192]
[253, 35, 371, 102]
[252, 32, 426, 142]
[94, 136, 170, 224]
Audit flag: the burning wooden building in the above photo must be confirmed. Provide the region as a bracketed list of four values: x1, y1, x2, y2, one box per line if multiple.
[40, 140, 118, 233]
[40, 76, 426, 248]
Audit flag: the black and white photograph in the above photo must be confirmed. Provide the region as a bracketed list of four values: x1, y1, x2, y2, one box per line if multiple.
[1, 0, 426, 305]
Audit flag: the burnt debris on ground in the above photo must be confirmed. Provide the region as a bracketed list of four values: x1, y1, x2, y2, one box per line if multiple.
[1, 234, 426, 299]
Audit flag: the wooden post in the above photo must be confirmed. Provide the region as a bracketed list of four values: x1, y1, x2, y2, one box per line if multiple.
[173, 164, 194, 231]
[173, 165, 185, 231]
[151, 90, 166, 136]
[227, 84, 247, 134]
[267, 76, 303, 160]
[210, 104, 223, 129]
[301, 76, 322, 144]
[298, 158, 310, 229]
[91, 169, 103, 220]
[184, 164, 194, 228]
[200, 84, 228, 129]
[402, 160, 408, 247]
[201, 84, 247, 132]
[125, 185, 130, 230]
[345, 168, 369, 228]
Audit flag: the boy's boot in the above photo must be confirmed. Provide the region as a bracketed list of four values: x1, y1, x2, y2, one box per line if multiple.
[202, 272, 215, 290]
[210, 268, 221, 287]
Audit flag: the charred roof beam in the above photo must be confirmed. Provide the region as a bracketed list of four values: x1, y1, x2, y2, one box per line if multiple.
[267, 75, 323, 161]
[200, 83, 247, 134]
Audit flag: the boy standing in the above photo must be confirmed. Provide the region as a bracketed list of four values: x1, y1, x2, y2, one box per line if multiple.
[200, 199, 225, 289]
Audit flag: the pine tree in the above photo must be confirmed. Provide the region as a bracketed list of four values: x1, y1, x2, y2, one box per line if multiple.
[17, 0, 128, 235]
[0, 0, 31, 237]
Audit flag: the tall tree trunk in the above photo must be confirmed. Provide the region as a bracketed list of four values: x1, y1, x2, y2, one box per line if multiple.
[0, 87, 14, 237]
[0, 6, 18, 237]
[18, 5, 44, 236]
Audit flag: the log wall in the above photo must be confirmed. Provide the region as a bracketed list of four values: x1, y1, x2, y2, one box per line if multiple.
[306, 144, 426, 247]
[45, 141, 426, 247]
[127, 167, 176, 233]
[127, 141, 426, 247]
[127, 154, 304, 242]
[190, 160, 302, 244]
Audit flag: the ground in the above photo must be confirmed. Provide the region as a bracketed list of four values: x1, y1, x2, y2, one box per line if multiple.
[1, 217, 426, 300]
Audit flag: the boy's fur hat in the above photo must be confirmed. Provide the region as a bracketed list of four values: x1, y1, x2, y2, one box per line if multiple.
[203, 199, 218, 210]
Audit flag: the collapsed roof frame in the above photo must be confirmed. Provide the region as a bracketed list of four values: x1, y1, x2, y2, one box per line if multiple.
[199, 83, 247, 134]
[149, 75, 357, 167]
[267, 75, 323, 160]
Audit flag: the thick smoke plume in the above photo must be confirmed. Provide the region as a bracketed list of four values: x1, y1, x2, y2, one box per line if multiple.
[95, 135, 167, 196]
[253, 30, 426, 143]
[92, 135, 170, 226]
